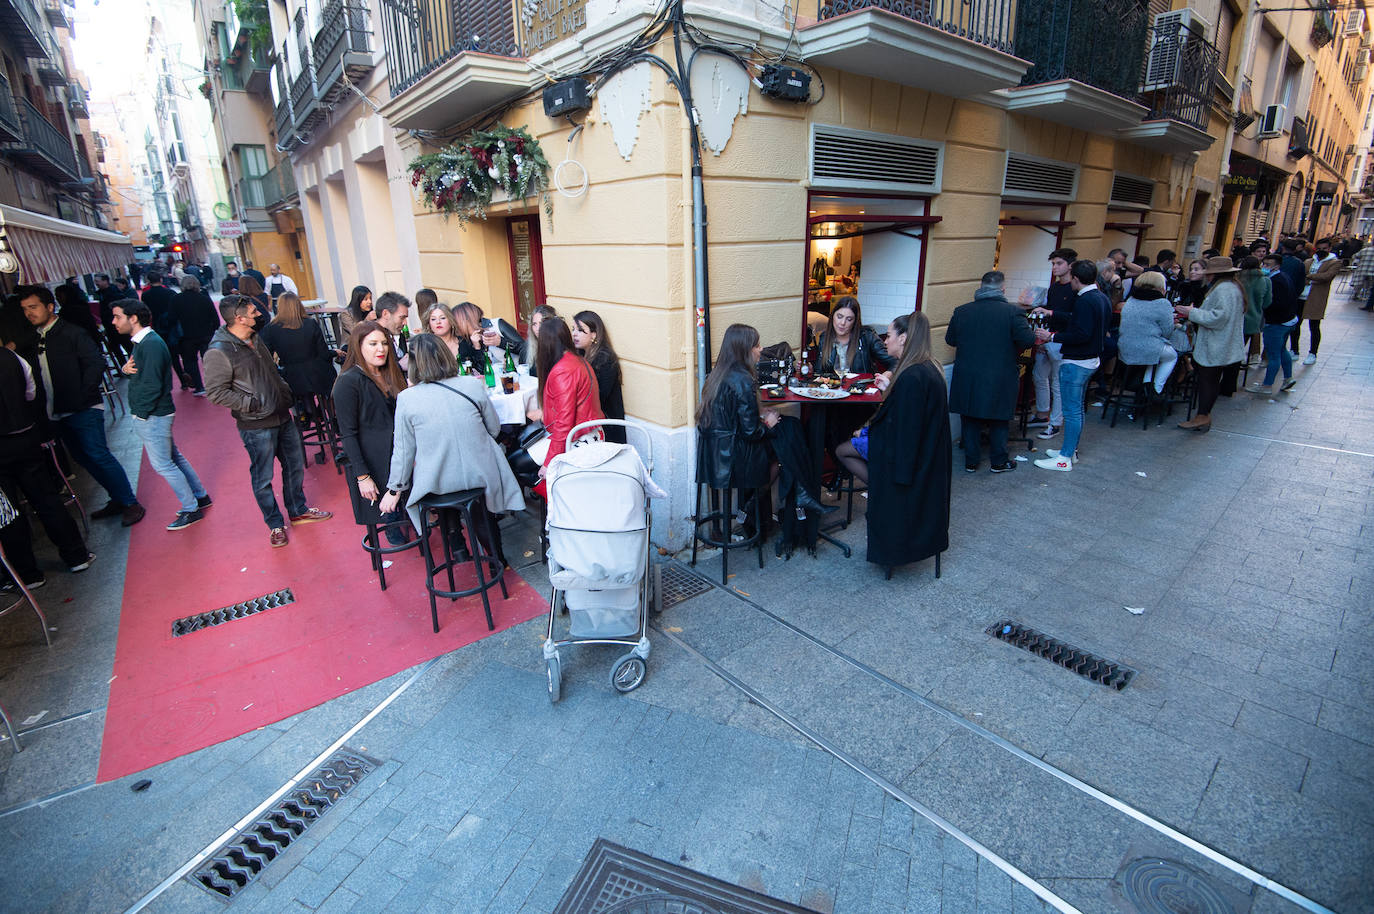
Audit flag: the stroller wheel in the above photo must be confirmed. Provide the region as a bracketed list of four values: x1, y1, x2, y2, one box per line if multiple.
[546, 653, 562, 703]
[610, 653, 647, 693]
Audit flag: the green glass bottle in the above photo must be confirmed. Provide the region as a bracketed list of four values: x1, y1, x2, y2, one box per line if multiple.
[503, 348, 516, 374]
[483, 351, 496, 388]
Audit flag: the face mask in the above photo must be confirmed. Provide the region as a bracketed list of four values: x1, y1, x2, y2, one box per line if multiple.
[1263, 267, 1278, 277]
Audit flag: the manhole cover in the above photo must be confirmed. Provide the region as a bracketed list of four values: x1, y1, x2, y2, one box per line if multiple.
[1117, 858, 1242, 914]
[554, 839, 815, 913]
[987, 619, 1136, 690]
[189, 749, 376, 899]
[658, 564, 712, 610]
[173, 589, 296, 636]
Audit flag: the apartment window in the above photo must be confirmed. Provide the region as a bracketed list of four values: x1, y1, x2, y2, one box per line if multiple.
[1216, 1, 1238, 78]
[238, 145, 268, 208]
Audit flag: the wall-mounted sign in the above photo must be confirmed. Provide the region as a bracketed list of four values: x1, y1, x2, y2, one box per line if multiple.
[520, 0, 589, 56]
[1313, 192, 1335, 206]
[217, 219, 245, 238]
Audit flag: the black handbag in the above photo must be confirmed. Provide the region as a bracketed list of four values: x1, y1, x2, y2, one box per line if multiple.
[506, 421, 547, 488]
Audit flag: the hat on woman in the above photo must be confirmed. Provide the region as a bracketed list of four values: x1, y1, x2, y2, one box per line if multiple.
[1202, 255, 1240, 275]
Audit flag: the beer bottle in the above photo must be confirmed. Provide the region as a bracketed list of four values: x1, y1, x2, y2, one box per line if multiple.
[483, 351, 496, 388]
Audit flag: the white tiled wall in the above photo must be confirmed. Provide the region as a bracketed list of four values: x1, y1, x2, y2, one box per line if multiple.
[859, 230, 922, 329]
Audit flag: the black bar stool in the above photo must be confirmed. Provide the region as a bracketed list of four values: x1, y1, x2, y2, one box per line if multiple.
[40, 440, 88, 536]
[340, 463, 421, 592]
[690, 482, 763, 585]
[417, 489, 508, 633]
[295, 394, 341, 472]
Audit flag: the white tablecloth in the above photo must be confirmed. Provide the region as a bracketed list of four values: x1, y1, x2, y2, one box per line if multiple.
[487, 371, 538, 425]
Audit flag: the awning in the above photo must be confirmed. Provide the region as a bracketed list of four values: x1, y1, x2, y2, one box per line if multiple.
[0, 203, 133, 284]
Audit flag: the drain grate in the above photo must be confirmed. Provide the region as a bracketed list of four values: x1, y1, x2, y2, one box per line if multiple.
[986, 620, 1136, 690]
[657, 563, 713, 610]
[1117, 857, 1244, 914]
[554, 839, 815, 913]
[189, 749, 376, 899]
[172, 589, 296, 637]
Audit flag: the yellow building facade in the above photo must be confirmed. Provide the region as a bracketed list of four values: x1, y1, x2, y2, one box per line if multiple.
[263, 0, 1265, 543]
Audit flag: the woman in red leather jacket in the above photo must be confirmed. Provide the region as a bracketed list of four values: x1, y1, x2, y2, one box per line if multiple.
[535, 317, 603, 477]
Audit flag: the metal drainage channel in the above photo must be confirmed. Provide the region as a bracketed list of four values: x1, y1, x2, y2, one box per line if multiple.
[172, 589, 295, 637]
[654, 562, 713, 610]
[986, 619, 1136, 690]
[189, 749, 376, 899]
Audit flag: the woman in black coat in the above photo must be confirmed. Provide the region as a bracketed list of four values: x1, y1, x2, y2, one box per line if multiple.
[865, 311, 951, 578]
[572, 309, 626, 443]
[696, 324, 777, 491]
[171, 275, 220, 395]
[333, 320, 410, 543]
[816, 296, 892, 375]
[259, 293, 337, 398]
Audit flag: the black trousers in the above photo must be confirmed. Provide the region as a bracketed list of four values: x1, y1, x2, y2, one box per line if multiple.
[179, 336, 211, 391]
[0, 429, 88, 580]
[1195, 364, 1224, 416]
[961, 416, 1008, 467]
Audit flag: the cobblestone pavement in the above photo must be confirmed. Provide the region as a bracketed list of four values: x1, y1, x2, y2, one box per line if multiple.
[0, 295, 1370, 913]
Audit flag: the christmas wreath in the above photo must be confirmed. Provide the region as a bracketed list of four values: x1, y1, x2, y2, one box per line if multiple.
[409, 125, 552, 225]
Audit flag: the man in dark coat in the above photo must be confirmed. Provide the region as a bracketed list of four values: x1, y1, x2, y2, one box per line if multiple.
[946, 271, 1035, 474]
[94, 273, 133, 359]
[141, 271, 189, 388]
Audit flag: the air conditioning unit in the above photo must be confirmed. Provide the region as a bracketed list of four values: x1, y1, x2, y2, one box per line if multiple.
[1346, 9, 1366, 34]
[1362, 31, 1373, 49]
[1258, 103, 1286, 137]
[1142, 9, 1213, 92]
[1356, 62, 1369, 83]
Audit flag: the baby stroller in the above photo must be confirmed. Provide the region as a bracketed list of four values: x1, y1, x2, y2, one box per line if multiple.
[542, 420, 664, 702]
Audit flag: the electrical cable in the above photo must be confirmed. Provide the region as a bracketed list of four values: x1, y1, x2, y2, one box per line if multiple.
[554, 122, 588, 198]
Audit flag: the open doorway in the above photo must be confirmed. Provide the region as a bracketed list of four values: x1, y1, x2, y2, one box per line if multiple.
[803, 192, 937, 344]
[995, 204, 1072, 306]
[505, 215, 546, 334]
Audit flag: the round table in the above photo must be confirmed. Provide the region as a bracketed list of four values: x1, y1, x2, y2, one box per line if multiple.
[486, 369, 539, 426]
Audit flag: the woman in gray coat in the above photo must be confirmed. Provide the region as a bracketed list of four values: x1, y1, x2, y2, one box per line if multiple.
[1175, 256, 1247, 432]
[1116, 271, 1178, 395]
[379, 334, 525, 563]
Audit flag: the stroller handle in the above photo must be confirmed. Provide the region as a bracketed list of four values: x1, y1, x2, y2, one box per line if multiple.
[567, 419, 653, 471]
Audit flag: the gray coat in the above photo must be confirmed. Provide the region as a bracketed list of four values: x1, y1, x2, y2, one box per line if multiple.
[945, 290, 1034, 420]
[387, 376, 525, 530]
[1188, 280, 1246, 368]
[1116, 294, 1176, 367]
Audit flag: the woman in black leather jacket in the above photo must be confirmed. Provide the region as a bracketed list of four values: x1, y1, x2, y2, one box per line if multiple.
[696, 324, 778, 490]
[816, 296, 892, 374]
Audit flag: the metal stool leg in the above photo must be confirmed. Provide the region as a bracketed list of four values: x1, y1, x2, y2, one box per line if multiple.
[460, 502, 496, 631]
[0, 703, 20, 752]
[689, 481, 702, 567]
[0, 541, 52, 648]
[42, 442, 87, 537]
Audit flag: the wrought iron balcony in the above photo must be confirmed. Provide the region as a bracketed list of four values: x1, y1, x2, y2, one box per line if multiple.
[801, 0, 1027, 99]
[34, 29, 66, 87]
[817, 0, 1015, 53]
[261, 160, 297, 208]
[223, 39, 272, 94]
[42, 0, 68, 29]
[1015, 0, 1147, 99]
[379, 0, 521, 96]
[313, 1, 373, 106]
[1137, 22, 1218, 131]
[6, 97, 77, 180]
[0, 0, 48, 57]
[0, 73, 23, 144]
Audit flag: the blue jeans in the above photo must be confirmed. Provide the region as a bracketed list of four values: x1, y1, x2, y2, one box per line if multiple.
[58, 407, 138, 507]
[133, 413, 206, 513]
[239, 419, 308, 529]
[1262, 323, 1294, 386]
[1057, 363, 1095, 461]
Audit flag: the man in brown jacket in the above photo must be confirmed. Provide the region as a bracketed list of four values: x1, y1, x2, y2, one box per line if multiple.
[1294, 236, 1341, 364]
[203, 294, 330, 547]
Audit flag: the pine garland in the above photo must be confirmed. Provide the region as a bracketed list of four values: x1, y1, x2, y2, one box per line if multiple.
[408, 125, 553, 226]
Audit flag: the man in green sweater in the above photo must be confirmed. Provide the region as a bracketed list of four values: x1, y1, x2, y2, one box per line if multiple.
[112, 302, 212, 531]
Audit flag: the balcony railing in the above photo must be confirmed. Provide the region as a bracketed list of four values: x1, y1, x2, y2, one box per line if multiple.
[0, 72, 22, 142]
[379, 0, 521, 96]
[0, 0, 49, 57]
[238, 175, 266, 209]
[817, 0, 1015, 55]
[1015, 0, 1147, 98]
[223, 39, 272, 93]
[1139, 23, 1219, 131]
[42, 0, 68, 29]
[12, 97, 77, 179]
[34, 28, 66, 86]
[313, 1, 373, 104]
[261, 160, 297, 207]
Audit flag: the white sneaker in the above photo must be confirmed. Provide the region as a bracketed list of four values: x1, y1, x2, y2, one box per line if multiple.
[1043, 448, 1082, 461]
[1034, 454, 1072, 472]
[1302, 353, 1317, 365]
[1036, 424, 1061, 439]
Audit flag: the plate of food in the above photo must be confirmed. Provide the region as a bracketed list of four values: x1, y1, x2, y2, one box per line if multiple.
[793, 386, 851, 400]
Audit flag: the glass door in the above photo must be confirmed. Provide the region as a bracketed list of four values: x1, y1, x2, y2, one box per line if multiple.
[505, 215, 547, 333]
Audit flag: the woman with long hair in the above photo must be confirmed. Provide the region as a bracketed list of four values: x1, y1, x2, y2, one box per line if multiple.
[378, 333, 524, 564]
[259, 292, 337, 398]
[696, 323, 777, 497]
[864, 311, 951, 577]
[815, 296, 892, 375]
[571, 310, 626, 443]
[341, 285, 373, 339]
[536, 317, 603, 475]
[237, 273, 271, 331]
[1116, 270, 1178, 396]
[171, 273, 220, 395]
[333, 320, 411, 544]
[422, 302, 463, 361]
[450, 301, 486, 371]
[1175, 256, 1247, 432]
[521, 304, 557, 373]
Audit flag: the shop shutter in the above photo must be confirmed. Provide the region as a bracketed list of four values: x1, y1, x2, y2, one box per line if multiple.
[809, 124, 943, 193]
[1002, 152, 1079, 202]
[1110, 173, 1156, 208]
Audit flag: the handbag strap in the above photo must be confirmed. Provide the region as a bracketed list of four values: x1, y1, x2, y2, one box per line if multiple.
[435, 381, 484, 420]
